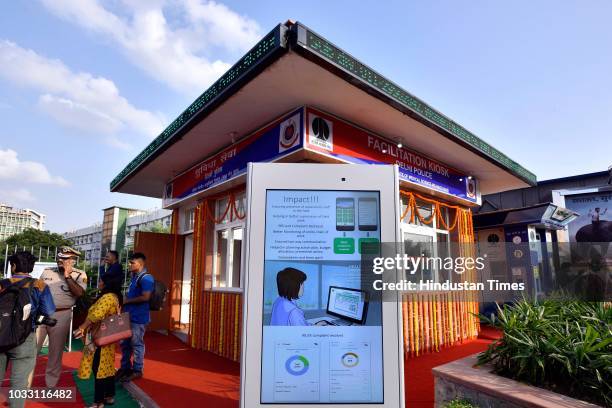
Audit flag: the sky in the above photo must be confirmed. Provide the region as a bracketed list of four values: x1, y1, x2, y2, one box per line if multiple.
[1, 1, 611, 233]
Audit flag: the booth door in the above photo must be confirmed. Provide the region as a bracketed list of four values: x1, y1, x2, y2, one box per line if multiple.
[180, 234, 193, 327]
[134, 231, 184, 332]
[402, 229, 450, 282]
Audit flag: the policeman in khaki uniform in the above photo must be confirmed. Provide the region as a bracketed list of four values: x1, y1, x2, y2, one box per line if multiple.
[37, 247, 87, 388]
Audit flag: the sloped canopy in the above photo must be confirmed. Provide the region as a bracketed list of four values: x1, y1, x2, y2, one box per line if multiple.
[111, 22, 536, 199]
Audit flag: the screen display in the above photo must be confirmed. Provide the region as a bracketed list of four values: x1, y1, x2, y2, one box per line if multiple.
[261, 190, 383, 404]
[336, 198, 355, 231]
[358, 197, 378, 231]
[550, 207, 573, 222]
[327, 287, 366, 322]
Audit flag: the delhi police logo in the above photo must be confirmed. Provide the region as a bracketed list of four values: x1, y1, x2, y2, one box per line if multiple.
[279, 113, 301, 153]
[308, 114, 333, 151]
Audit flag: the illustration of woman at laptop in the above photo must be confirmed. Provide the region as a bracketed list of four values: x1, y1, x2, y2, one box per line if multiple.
[270, 267, 312, 326]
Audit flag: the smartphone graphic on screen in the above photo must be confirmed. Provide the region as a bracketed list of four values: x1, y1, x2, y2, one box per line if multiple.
[358, 197, 378, 231]
[336, 198, 355, 231]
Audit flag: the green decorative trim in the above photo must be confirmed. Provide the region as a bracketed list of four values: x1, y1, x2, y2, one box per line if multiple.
[110, 25, 286, 190]
[297, 24, 536, 185]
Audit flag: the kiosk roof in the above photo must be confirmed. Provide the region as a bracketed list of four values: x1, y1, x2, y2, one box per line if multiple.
[110, 21, 536, 198]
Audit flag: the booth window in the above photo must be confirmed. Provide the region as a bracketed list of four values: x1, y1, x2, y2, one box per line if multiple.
[400, 194, 451, 283]
[184, 207, 195, 233]
[213, 193, 245, 290]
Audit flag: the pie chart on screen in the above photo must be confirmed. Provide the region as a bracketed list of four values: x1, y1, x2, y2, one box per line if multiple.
[341, 352, 359, 368]
[285, 355, 310, 376]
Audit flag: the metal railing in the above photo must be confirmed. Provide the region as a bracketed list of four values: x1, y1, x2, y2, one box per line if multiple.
[2, 244, 102, 289]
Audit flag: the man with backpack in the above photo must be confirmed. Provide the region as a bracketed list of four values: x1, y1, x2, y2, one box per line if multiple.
[0, 251, 55, 408]
[117, 252, 154, 382]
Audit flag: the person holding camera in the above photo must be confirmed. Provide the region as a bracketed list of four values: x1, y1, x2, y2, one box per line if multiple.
[0, 251, 56, 408]
[36, 246, 87, 388]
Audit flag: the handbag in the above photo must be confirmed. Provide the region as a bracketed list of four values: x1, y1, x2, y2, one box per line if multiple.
[92, 298, 132, 347]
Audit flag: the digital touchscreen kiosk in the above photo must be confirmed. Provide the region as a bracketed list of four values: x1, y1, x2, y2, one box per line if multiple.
[241, 163, 403, 408]
[261, 190, 382, 404]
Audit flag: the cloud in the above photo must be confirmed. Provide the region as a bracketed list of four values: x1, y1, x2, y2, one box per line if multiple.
[3, 188, 36, 203]
[38, 94, 123, 135]
[105, 135, 133, 151]
[0, 40, 164, 142]
[39, 0, 261, 95]
[0, 148, 70, 187]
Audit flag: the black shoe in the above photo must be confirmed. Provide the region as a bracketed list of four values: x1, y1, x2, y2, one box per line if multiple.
[121, 370, 143, 382]
[115, 368, 131, 381]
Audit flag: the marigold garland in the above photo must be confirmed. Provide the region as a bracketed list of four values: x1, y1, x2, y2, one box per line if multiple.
[399, 191, 479, 356]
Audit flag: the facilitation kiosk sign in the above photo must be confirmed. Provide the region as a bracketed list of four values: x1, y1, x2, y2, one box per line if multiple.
[240, 163, 404, 407]
[162, 107, 478, 209]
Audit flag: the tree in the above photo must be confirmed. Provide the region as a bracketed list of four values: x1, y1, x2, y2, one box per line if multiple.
[141, 222, 170, 234]
[3, 228, 73, 250]
[1, 229, 74, 274]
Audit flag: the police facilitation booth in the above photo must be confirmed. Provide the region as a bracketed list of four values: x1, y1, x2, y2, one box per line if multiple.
[110, 20, 535, 375]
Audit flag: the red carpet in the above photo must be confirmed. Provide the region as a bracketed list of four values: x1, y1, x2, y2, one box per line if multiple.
[131, 332, 240, 408]
[478, 325, 503, 341]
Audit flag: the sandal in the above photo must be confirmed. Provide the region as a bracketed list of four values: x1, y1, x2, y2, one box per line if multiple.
[104, 397, 115, 405]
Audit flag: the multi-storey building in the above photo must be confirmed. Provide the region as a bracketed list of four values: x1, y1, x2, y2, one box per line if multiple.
[0, 203, 46, 241]
[125, 208, 172, 249]
[63, 206, 172, 264]
[63, 223, 102, 263]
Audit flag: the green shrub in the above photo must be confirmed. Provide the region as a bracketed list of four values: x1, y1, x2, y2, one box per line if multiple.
[445, 399, 477, 408]
[478, 298, 611, 406]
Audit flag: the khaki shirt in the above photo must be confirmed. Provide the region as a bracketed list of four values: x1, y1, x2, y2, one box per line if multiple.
[40, 267, 87, 309]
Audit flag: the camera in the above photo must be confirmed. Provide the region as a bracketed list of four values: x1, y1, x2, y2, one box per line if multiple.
[35, 315, 58, 327]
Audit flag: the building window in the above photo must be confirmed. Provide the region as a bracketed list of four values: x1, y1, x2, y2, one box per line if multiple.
[212, 193, 245, 290]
